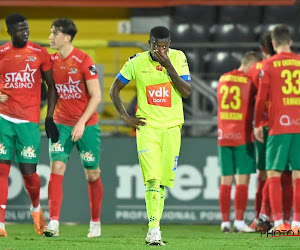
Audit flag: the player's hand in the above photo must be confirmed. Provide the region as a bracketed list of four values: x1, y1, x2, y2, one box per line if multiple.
[45, 117, 60, 143]
[123, 116, 147, 129]
[152, 50, 171, 68]
[0, 91, 8, 103]
[254, 126, 264, 143]
[71, 121, 85, 142]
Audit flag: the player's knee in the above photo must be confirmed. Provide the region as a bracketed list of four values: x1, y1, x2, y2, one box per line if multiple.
[85, 169, 100, 181]
[292, 170, 300, 180]
[19, 163, 36, 175]
[235, 174, 250, 185]
[267, 170, 282, 178]
[146, 179, 160, 188]
[221, 175, 234, 186]
[260, 170, 267, 181]
[51, 161, 66, 175]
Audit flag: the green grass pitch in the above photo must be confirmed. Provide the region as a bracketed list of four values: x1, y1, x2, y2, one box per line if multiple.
[0, 224, 298, 249]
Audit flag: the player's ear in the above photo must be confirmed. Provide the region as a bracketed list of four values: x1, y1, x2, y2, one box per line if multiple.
[289, 40, 293, 47]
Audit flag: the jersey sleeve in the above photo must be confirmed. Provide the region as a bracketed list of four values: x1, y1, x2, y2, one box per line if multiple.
[177, 51, 191, 81]
[117, 55, 137, 84]
[255, 61, 270, 127]
[40, 47, 52, 72]
[81, 55, 98, 81]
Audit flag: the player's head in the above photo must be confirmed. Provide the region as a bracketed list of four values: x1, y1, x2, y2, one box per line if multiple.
[240, 51, 262, 73]
[6, 14, 29, 48]
[271, 24, 292, 51]
[259, 32, 276, 58]
[149, 26, 171, 59]
[49, 18, 77, 49]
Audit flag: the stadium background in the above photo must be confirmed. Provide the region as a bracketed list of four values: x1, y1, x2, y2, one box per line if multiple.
[0, 0, 298, 224]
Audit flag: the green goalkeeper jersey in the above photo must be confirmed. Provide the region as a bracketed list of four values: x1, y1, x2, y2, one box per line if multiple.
[117, 49, 191, 129]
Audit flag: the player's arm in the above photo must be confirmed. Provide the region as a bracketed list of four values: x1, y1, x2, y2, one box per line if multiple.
[110, 78, 146, 129]
[254, 67, 269, 143]
[71, 78, 101, 142]
[43, 69, 58, 118]
[152, 50, 191, 98]
[43, 69, 59, 143]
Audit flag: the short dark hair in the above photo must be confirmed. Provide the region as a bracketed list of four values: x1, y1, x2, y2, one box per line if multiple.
[259, 32, 276, 56]
[241, 51, 262, 66]
[6, 13, 27, 31]
[150, 26, 170, 40]
[51, 18, 77, 41]
[271, 24, 292, 46]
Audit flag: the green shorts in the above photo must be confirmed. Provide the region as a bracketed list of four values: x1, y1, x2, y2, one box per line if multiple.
[255, 127, 269, 171]
[0, 116, 40, 164]
[136, 125, 181, 188]
[49, 124, 101, 169]
[218, 143, 256, 176]
[266, 133, 300, 171]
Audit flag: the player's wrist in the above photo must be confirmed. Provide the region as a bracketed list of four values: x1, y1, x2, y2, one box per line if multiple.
[121, 114, 130, 122]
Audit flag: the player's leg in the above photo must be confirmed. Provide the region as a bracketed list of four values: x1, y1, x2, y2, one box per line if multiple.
[158, 185, 165, 222]
[137, 125, 163, 245]
[19, 162, 46, 235]
[84, 168, 103, 237]
[281, 170, 292, 229]
[0, 117, 17, 237]
[77, 124, 103, 238]
[252, 128, 268, 229]
[254, 171, 266, 218]
[144, 184, 165, 244]
[0, 160, 10, 237]
[234, 174, 252, 232]
[220, 175, 234, 232]
[44, 161, 66, 237]
[266, 134, 291, 231]
[292, 171, 300, 232]
[256, 178, 272, 231]
[218, 146, 234, 232]
[44, 124, 73, 237]
[154, 125, 181, 245]
[289, 134, 300, 232]
[15, 122, 45, 235]
[234, 143, 256, 232]
[255, 128, 272, 231]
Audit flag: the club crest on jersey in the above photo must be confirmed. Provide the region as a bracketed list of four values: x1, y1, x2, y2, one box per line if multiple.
[50, 142, 64, 152]
[89, 65, 97, 75]
[21, 146, 37, 159]
[156, 65, 163, 71]
[25, 56, 37, 61]
[68, 68, 78, 74]
[4, 63, 37, 89]
[80, 151, 95, 162]
[146, 82, 172, 107]
[0, 143, 7, 155]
